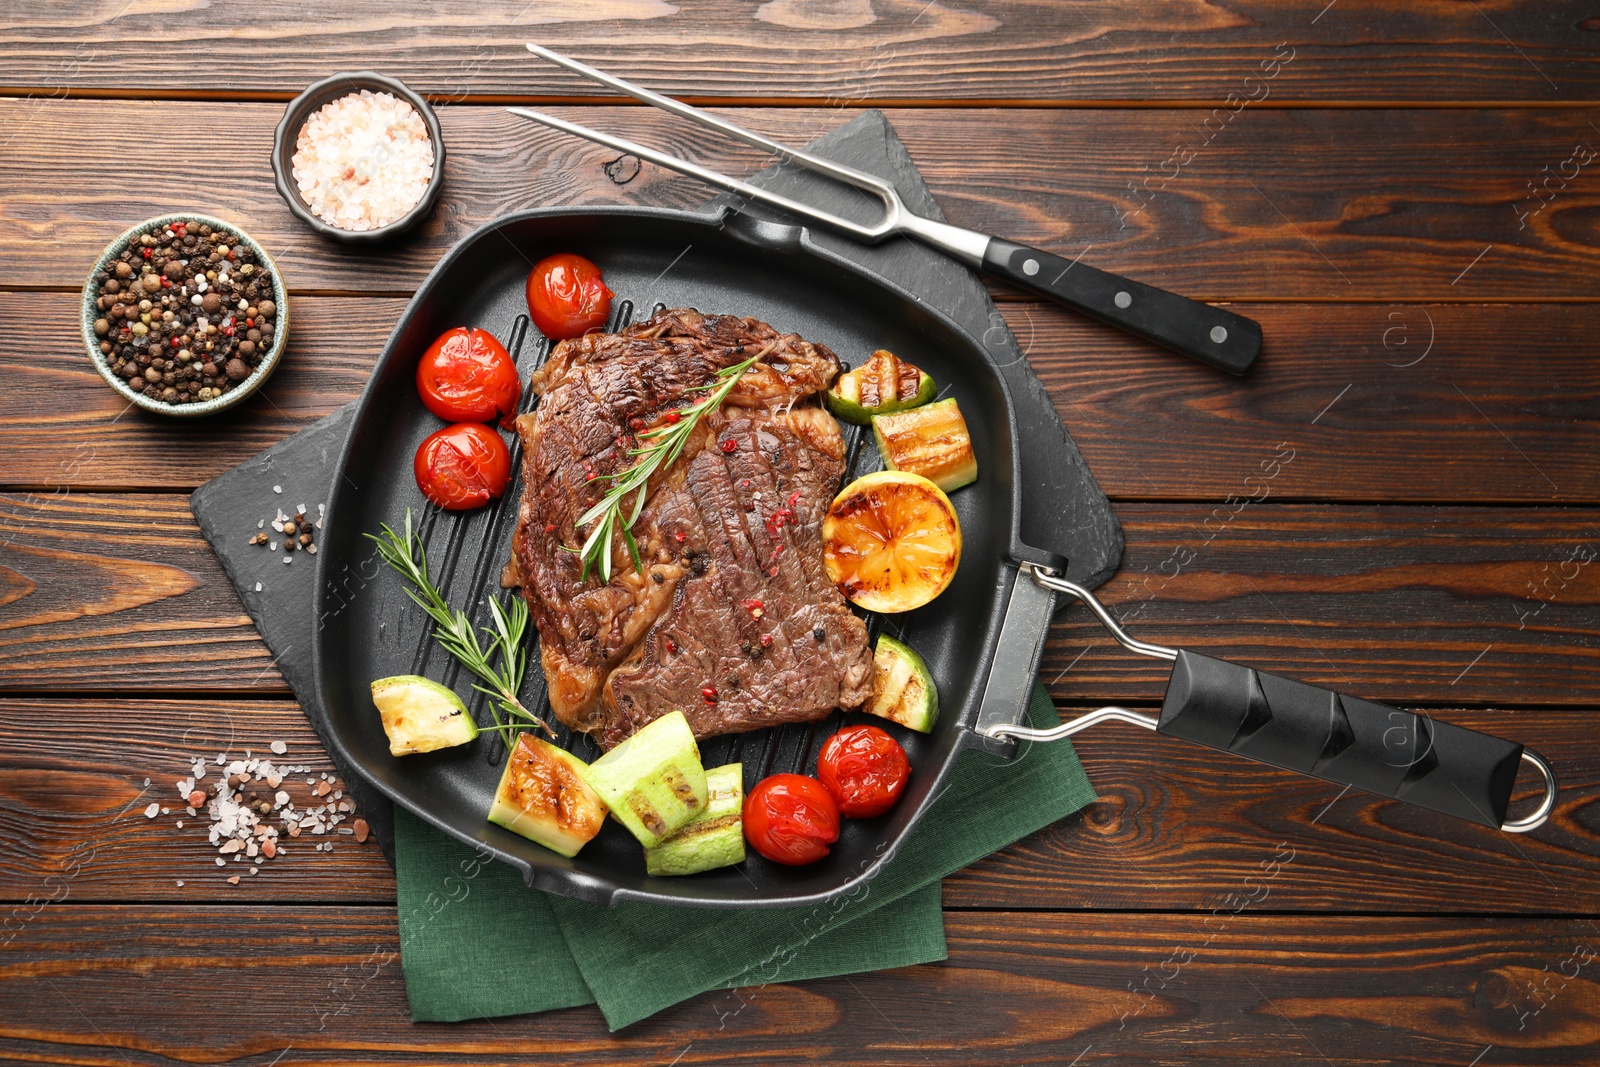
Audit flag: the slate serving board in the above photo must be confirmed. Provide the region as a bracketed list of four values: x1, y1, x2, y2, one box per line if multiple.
[190, 110, 1123, 864]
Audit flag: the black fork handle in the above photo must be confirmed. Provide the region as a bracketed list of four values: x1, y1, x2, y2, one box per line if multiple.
[1161, 650, 1547, 829]
[983, 238, 1262, 375]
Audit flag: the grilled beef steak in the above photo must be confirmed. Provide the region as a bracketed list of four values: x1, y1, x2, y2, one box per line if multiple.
[507, 309, 874, 749]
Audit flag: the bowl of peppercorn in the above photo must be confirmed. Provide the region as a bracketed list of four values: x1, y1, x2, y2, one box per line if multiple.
[82, 213, 288, 416]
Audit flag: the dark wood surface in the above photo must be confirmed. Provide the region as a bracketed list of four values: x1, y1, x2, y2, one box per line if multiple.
[8, 103, 1600, 300]
[3, 4, 1599, 1064]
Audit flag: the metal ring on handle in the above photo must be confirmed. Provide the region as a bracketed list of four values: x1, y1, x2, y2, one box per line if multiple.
[1021, 562, 1177, 662]
[1500, 749, 1557, 833]
[980, 705, 1159, 743]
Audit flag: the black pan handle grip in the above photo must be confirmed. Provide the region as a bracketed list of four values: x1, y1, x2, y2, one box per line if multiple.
[1159, 650, 1528, 828]
[982, 238, 1262, 375]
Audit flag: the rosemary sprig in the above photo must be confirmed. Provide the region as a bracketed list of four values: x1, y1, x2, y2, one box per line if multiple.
[575, 352, 760, 582]
[366, 509, 554, 741]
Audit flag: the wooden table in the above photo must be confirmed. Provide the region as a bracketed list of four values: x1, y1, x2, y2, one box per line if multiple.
[4, 5, 1599, 1063]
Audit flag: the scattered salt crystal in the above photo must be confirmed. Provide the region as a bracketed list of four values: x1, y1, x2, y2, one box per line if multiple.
[269, 541, 279, 551]
[215, 857, 226, 867]
[292, 89, 435, 231]
[143, 802, 160, 818]
[272, 485, 282, 494]
[254, 582, 262, 592]
[257, 519, 265, 529]
[176, 820, 184, 828]
[271, 740, 287, 755]
[275, 791, 291, 807]
[175, 880, 184, 887]
[283, 556, 293, 564]
[307, 545, 317, 554]
[143, 777, 151, 787]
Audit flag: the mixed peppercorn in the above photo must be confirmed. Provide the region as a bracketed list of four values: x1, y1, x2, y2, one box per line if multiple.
[89, 220, 279, 406]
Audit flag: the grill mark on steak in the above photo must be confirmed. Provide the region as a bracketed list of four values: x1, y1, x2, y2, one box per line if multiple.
[509, 309, 873, 748]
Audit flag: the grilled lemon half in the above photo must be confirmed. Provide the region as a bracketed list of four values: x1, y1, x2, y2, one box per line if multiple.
[822, 470, 961, 613]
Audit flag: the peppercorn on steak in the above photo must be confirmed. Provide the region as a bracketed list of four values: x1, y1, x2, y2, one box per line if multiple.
[505, 309, 874, 749]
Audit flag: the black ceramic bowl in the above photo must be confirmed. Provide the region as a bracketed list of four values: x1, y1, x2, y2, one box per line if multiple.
[272, 72, 445, 244]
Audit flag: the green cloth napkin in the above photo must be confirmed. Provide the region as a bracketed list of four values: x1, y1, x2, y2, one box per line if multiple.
[396, 682, 1096, 1029]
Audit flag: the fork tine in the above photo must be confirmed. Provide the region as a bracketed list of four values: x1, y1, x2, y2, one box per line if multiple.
[524, 43, 899, 204]
[505, 107, 888, 241]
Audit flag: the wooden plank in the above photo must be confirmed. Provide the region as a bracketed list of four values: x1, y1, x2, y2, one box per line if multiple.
[0, 292, 386, 493]
[1041, 505, 1600, 708]
[5, 497, 1598, 704]
[0, 907, 1595, 1064]
[0, 696, 1591, 915]
[0, 493, 281, 691]
[1031, 301, 1600, 505]
[6, 101, 1600, 299]
[945, 703, 1599, 914]
[2, 2, 1596, 102]
[0, 699, 392, 906]
[6, 292, 1599, 503]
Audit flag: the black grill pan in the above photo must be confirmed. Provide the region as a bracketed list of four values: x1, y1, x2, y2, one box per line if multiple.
[312, 205, 1057, 909]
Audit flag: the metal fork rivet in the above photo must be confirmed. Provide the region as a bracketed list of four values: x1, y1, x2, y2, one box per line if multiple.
[1022, 258, 1040, 276]
[1210, 325, 1228, 343]
[1114, 291, 1132, 309]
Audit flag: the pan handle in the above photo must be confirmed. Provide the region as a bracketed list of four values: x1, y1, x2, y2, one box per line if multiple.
[1156, 650, 1552, 830]
[990, 564, 1557, 833]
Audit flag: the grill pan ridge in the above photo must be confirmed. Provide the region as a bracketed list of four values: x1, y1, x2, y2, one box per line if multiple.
[312, 206, 1053, 908]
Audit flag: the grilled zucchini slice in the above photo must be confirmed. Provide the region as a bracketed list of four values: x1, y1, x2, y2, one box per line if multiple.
[826, 349, 936, 425]
[369, 675, 479, 756]
[864, 635, 939, 733]
[487, 734, 607, 858]
[581, 711, 708, 848]
[871, 398, 978, 492]
[644, 763, 745, 876]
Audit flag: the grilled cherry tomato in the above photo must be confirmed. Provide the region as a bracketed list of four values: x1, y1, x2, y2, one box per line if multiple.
[525, 253, 613, 340]
[743, 773, 840, 866]
[416, 327, 520, 424]
[817, 724, 910, 818]
[413, 423, 512, 511]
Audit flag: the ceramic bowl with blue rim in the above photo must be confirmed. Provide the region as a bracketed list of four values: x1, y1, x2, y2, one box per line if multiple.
[81, 213, 289, 417]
